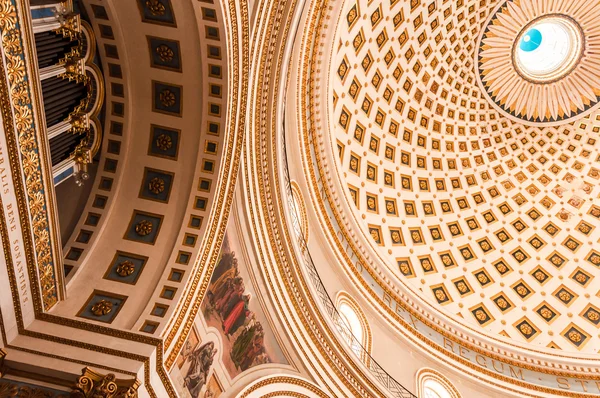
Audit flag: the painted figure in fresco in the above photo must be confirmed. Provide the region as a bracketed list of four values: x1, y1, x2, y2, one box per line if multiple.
[239, 332, 266, 371]
[210, 252, 236, 284]
[215, 277, 245, 316]
[207, 259, 239, 305]
[184, 342, 218, 397]
[251, 352, 271, 368]
[222, 294, 251, 336]
[230, 322, 265, 371]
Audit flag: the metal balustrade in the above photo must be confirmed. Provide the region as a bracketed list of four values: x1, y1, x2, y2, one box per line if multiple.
[281, 122, 417, 398]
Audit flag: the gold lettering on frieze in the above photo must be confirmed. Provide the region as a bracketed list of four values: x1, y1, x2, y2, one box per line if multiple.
[509, 366, 524, 381]
[443, 336, 454, 353]
[475, 354, 487, 367]
[557, 378, 570, 389]
[0, 139, 28, 306]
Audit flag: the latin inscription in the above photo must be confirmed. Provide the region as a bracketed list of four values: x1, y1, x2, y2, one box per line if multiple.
[0, 136, 29, 305]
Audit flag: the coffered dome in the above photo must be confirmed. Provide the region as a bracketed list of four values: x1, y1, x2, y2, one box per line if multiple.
[326, 0, 600, 354]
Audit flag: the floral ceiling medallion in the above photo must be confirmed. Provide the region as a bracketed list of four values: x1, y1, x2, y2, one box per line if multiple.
[476, 0, 600, 126]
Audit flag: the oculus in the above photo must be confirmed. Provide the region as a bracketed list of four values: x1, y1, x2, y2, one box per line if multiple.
[515, 16, 583, 82]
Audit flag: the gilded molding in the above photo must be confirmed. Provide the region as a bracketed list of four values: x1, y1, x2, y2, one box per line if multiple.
[163, 0, 249, 367]
[235, 0, 389, 396]
[0, 0, 61, 310]
[238, 376, 331, 398]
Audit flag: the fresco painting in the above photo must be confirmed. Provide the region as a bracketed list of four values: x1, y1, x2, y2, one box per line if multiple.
[170, 225, 287, 397]
[201, 233, 285, 377]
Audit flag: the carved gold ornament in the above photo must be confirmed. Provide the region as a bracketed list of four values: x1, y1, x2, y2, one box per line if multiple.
[534, 271, 546, 281]
[519, 324, 533, 335]
[434, 289, 447, 302]
[145, 0, 166, 16]
[156, 133, 172, 151]
[496, 298, 508, 310]
[148, 177, 165, 194]
[135, 220, 153, 236]
[559, 291, 572, 302]
[72, 367, 139, 397]
[91, 300, 113, 316]
[156, 44, 174, 62]
[568, 330, 582, 343]
[399, 262, 410, 275]
[116, 261, 135, 277]
[540, 308, 553, 320]
[587, 310, 599, 322]
[475, 309, 487, 322]
[0, 0, 60, 310]
[159, 89, 176, 107]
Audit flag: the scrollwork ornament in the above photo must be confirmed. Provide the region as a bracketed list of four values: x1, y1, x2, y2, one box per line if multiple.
[71, 368, 139, 398]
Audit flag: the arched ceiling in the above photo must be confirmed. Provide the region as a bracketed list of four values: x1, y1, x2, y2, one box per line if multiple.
[326, 0, 600, 353]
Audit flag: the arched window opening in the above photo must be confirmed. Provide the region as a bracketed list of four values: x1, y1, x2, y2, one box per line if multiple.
[417, 369, 461, 398]
[338, 302, 363, 356]
[290, 181, 309, 241]
[335, 292, 372, 362]
[423, 379, 451, 398]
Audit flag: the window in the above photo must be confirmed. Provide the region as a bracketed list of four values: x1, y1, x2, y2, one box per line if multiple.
[335, 293, 371, 360]
[290, 181, 309, 240]
[417, 369, 460, 398]
[423, 379, 451, 398]
[338, 302, 363, 356]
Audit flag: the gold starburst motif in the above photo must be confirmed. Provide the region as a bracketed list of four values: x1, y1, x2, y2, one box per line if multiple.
[477, 0, 600, 125]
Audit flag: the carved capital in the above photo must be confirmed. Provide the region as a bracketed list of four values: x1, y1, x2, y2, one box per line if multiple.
[71, 368, 139, 398]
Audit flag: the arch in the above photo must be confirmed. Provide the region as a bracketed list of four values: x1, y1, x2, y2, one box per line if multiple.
[290, 180, 309, 241]
[335, 292, 372, 360]
[416, 368, 461, 398]
[236, 375, 332, 398]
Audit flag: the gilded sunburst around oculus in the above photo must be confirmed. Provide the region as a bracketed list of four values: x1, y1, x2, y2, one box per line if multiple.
[476, 0, 600, 126]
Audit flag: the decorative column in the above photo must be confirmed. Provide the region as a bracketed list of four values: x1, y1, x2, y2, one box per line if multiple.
[71, 368, 140, 398]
